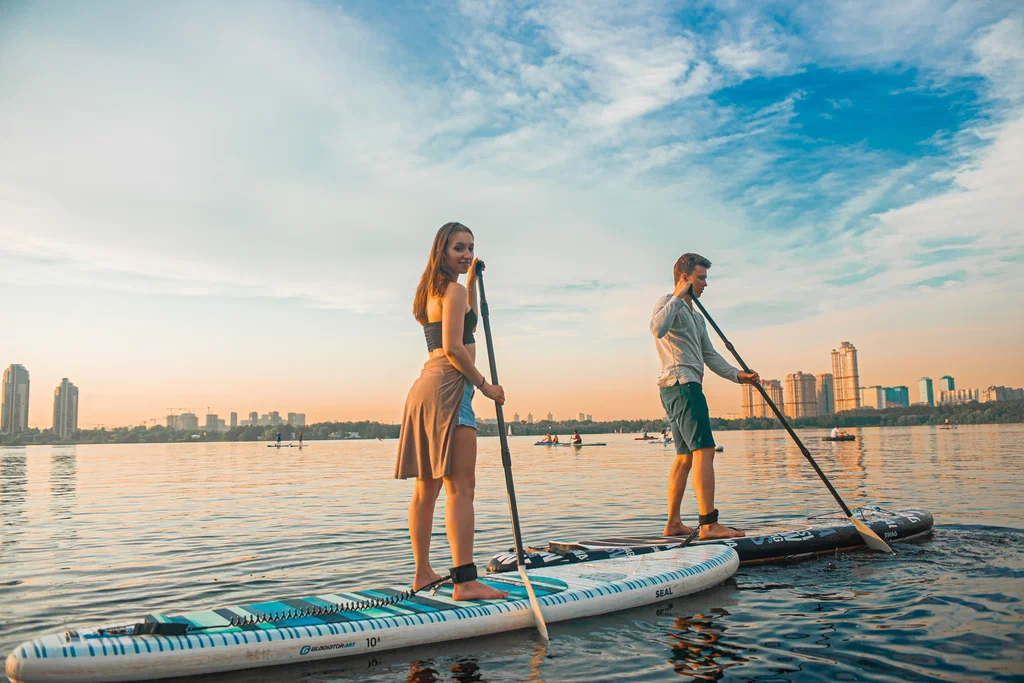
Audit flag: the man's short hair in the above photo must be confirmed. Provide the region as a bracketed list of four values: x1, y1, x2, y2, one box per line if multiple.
[674, 253, 712, 282]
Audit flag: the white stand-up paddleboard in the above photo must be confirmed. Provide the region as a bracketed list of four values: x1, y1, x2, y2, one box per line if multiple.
[6, 545, 736, 683]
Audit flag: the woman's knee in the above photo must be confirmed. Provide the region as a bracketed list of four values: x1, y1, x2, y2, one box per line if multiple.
[412, 478, 443, 503]
[444, 472, 476, 500]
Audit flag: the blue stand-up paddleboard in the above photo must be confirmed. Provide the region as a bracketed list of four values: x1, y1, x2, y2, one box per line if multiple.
[6, 545, 737, 683]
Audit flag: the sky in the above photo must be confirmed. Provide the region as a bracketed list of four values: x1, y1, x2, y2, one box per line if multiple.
[1, 0, 1022, 428]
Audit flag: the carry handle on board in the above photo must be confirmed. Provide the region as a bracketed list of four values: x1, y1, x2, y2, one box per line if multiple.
[689, 293, 893, 554]
[476, 262, 550, 640]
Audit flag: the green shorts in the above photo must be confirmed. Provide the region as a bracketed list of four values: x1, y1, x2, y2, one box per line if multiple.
[660, 382, 716, 455]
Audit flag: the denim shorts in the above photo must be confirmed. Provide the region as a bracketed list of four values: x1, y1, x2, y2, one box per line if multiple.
[456, 380, 476, 429]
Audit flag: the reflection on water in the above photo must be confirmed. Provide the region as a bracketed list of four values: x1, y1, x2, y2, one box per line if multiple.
[51, 447, 77, 522]
[1, 453, 27, 544]
[0, 426, 1022, 683]
[667, 608, 747, 680]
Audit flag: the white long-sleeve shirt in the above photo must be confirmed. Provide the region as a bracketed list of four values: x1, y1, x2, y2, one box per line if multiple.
[650, 294, 740, 388]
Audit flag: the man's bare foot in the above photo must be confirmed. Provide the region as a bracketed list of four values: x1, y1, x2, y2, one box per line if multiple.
[664, 523, 695, 537]
[413, 570, 445, 591]
[452, 579, 509, 601]
[699, 522, 745, 540]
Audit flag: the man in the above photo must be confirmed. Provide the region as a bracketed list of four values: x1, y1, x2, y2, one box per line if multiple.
[650, 253, 760, 540]
[276, 431, 282, 447]
[572, 429, 582, 445]
[831, 425, 841, 439]
[542, 431, 553, 443]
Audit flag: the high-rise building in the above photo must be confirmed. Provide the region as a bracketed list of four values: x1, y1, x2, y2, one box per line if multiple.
[512, 412, 520, 422]
[546, 412, 553, 422]
[940, 375, 955, 392]
[269, 411, 281, 425]
[179, 412, 199, 430]
[831, 342, 860, 411]
[167, 414, 181, 429]
[287, 413, 306, 427]
[939, 388, 978, 405]
[52, 378, 79, 439]
[982, 386, 1024, 402]
[527, 413, 534, 424]
[741, 383, 764, 418]
[883, 386, 909, 408]
[785, 372, 818, 419]
[742, 380, 783, 418]
[205, 413, 219, 431]
[587, 414, 593, 421]
[1, 364, 31, 434]
[918, 377, 935, 406]
[860, 386, 885, 409]
[229, 412, 238, 428]
[249, 411, 258, 424]
[816, 373, 835, 415]
[577, 412, 586, 421]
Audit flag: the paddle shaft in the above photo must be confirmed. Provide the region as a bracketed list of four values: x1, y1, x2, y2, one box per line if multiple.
[475, 273, 528, 562]
[475, 267, 550, 639]
[688, 295, 855, 517]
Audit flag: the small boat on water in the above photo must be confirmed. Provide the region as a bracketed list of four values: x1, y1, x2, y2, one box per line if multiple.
[822, 435, 856, 442]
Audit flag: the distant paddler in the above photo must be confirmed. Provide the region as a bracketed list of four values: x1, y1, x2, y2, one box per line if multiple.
[276, 431, 282, 447]
[571, 429, 582, 445]
[542, 431, 553, 443]
[651, 253, 760, 540]
[830, 425, 849, 439]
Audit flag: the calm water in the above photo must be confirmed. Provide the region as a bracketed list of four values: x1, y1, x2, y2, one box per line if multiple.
[1, 425, 1022, 682]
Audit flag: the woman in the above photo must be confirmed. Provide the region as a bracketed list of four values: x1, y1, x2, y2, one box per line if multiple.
[395, 222, 508, 601]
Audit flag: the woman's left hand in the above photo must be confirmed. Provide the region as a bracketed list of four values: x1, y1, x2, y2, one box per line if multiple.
[468, 259, 485, 286]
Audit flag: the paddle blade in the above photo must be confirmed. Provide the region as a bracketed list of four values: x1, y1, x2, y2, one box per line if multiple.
[518, 566, 550, 641]
[851, 515, 895, 554]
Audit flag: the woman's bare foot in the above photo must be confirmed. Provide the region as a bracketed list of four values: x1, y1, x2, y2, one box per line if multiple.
[699, 522, 745, 540]
[413, 569, 445, 591]
[452, 579, 509, 601]
[664, 523, 695, 537]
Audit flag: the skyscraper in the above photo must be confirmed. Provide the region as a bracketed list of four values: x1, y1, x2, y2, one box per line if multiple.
[527, 413, 534, 424]
[52, 378, 79, 439]
[831, 342, 860, 411]
[940, 375, 955, 392]
[860, 386, 885, 409]
[546, 412, 553, 422]
[577, 412, 586, 421]
[816, 373, 835, 415]
[742, 380, 783, 418]
[230, 412, 238, 428]
[205, 413, 219, 431]
[249, 411, 258, 424]
[785, 372, 818, 418]
[179, 412, 199, 430]
[884, 386, 909, 408]
[1, 364, 31, 434]
[287, 413, 306, 427]
[167, 414, 181, 429]
[918, 377, 934, 406]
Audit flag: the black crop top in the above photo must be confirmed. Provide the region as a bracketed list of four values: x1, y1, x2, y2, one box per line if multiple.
[424, 309, 477, 351]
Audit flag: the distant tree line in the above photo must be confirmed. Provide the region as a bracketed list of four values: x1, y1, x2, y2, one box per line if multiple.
[2, 400, 1021, 446]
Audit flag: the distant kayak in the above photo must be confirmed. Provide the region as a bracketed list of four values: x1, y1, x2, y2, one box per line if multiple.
[821, 435, 856, 442]
[634, 436, 658, 440]
[266, 444, 309, 448]
[534, 442, 606, 447]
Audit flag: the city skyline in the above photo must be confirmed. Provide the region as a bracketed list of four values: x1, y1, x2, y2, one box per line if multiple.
[2, 2, 1023, 427]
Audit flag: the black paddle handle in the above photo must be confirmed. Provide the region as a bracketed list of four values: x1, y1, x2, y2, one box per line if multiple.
[475, 265, 529, 566]
[690, 295, 855, 517]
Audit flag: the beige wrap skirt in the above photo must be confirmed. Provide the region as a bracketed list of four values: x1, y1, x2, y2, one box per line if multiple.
[395, 355, 468, 480]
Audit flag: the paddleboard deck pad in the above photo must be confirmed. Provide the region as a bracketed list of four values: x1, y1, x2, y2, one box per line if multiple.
[6, 546, 736, 683]
[487, 507, 932, 573]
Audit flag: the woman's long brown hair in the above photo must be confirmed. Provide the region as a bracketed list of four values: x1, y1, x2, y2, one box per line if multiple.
[413, 222, 474, 325]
